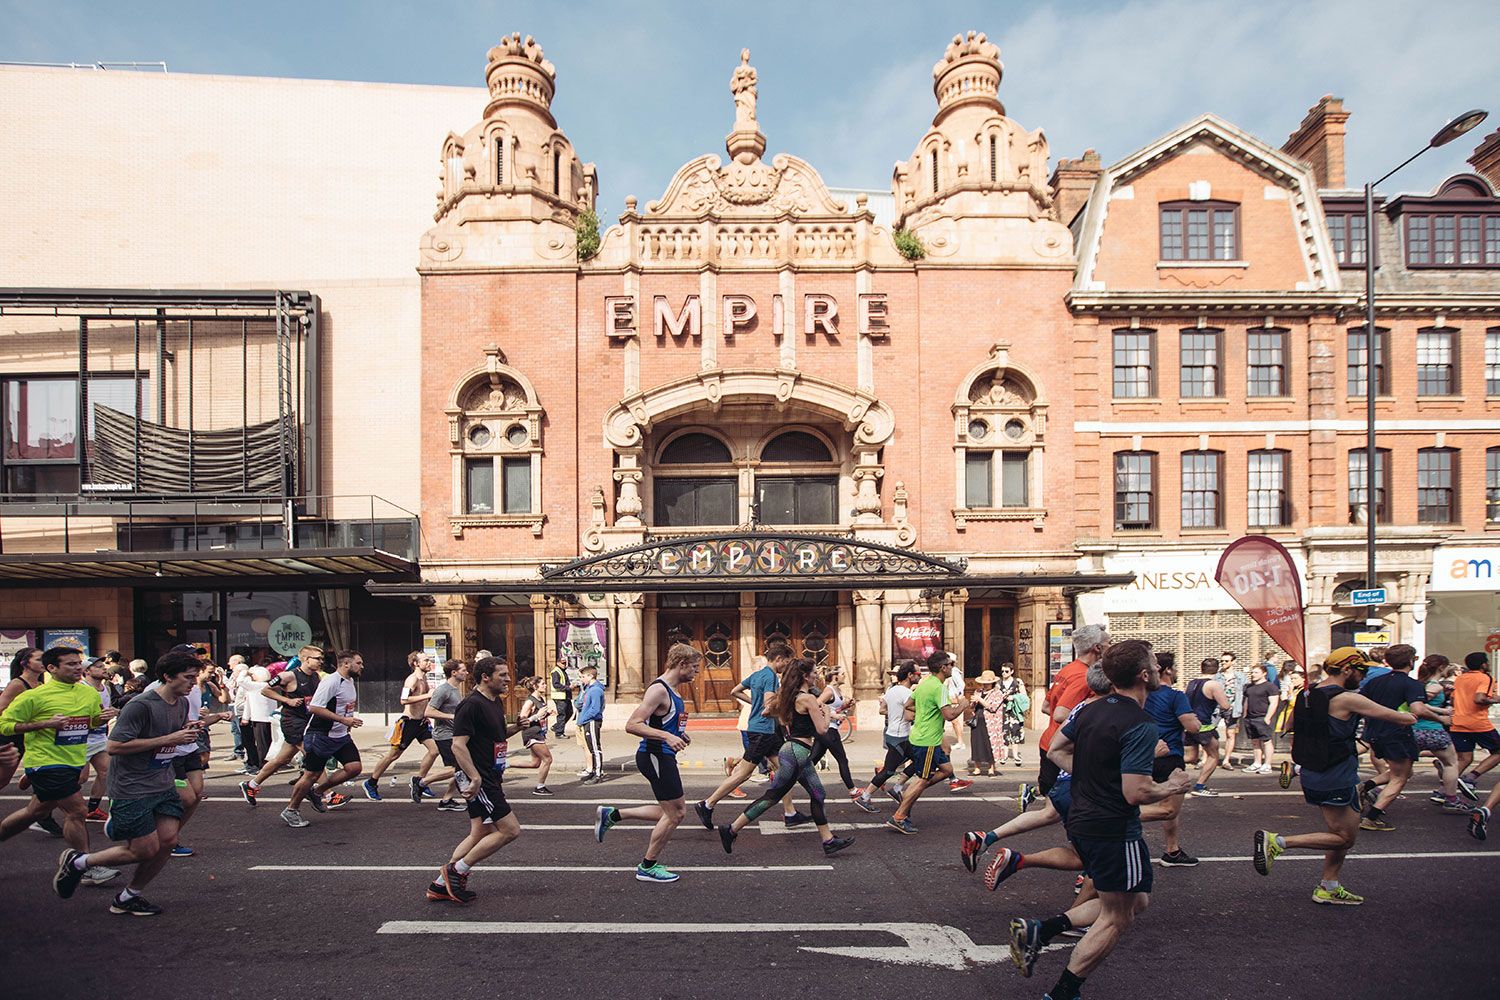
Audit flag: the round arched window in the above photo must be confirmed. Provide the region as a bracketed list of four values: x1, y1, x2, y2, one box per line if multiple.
[467, 426, 492, 447]
[659, 432, 732, 465]
[505, 424, 529, 447]
[761, 431, 833, 463]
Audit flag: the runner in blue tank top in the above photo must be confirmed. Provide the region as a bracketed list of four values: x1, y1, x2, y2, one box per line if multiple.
[594, 644, 702, 884]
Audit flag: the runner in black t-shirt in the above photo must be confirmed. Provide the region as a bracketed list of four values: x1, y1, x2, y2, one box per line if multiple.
[428, 657, 522, 905]
[239, 647, 326, 807]
[1007, 640, 1191, 1000]
[1354, 644, 1451, 831]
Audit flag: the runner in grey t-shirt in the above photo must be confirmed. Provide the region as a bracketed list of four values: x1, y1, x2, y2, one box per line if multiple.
[108, 690, 190, 800]
[423, 660, 468, 810]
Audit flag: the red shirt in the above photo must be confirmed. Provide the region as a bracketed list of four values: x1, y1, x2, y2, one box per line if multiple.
[1041, 659, 1090, 751]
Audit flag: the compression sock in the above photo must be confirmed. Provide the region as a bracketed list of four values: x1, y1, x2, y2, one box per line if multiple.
[1038, 913, 1073, 944]
[71, 853, 90, 871]
[982, 830, 1000, 849]
[1050, 968, 1086, 1000]
[1015, 852, 1028, 869]
[1365, 806, 1384, 821]
[642, 857, 656, 868]
[608, 807, 622, 822]
[453, 859, 472, 875]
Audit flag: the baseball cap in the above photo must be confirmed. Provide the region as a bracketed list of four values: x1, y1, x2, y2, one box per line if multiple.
[1325, 646, 1376, 671]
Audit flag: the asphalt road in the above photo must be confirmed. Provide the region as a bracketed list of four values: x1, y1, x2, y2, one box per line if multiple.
[1, 742, 1496, 1000]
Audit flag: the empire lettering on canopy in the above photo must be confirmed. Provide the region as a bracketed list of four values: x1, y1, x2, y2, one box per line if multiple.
[604, 293, 890, 342]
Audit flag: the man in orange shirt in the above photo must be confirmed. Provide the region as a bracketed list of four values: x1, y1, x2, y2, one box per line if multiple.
[1027, 623, 1111, 806]
[1453, 652, 1500, 788]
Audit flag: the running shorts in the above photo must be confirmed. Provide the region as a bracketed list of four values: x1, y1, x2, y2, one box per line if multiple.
[436, 738, 457, 767]
[522, 726, 547, 748]
[1037, 753, 1060, 795]
[743, 731, 785, 766]
[636, 749, 684, 802]
[1370, 732, 1419, 763]
[906, 743, 949, 781]
[86, 735, 109, 760]
[1241, 719, 1275, 742]
[461, 777, 511, 824]
[280, 717, 308, 747]
[1453, 730, 1500, 754]
[1184, 729, 1218, 748]
[302, 733, 360, 772]
[172, 755, 206, 778]
[391, 717, 433, 751]
[1301, 781, 1359, 809]
[1414, 728, 1453, 752]
[105, 791, 184, 841]
[1069, 835, 1153, 894]
[1047, 776, 1073, 822]
[1152, 753, 1186, 783]
[26, 765, 82, 802]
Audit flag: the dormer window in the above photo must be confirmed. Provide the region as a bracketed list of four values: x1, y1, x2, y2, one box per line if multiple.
[1399, 176, 1500, 268]
[1160, 201, 1239, 261]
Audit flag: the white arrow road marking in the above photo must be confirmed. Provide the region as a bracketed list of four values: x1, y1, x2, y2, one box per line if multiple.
[375, 920, 1047, 969]
[252, 864, 831, 873]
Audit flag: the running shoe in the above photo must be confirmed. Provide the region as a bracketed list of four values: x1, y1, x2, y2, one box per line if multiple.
[54, 849, 85, 899]
[728, 787, 747, 798]
[307, 790, 328, 814]
[594, 805, 617, 843]
[81, 866, 120, 886]
[718, 824, 738, 854]
[109, 894, 163, 917]
[1470, 806, 1490, 842]
[636, 862, 680, 883]
[985, 847, 1022, 891]
[1008, 917, 1042, 978]
[419, 783, 438, 799]
[1058, 927, 1087, 939]
[32, 816, 64, 837]
[849, 786, 866, 799]
[1253, 829, 1283, 876]
[1255, 764, 1274, 775]
[410, 777, 424, 804]
[1312, 885, 1363, 905]
[822, 836, 855, 857]
[1017, 783, 1038, 811]
[325, 793, 349, 810]
[1458, 776, 1479, 802]
[584, 775, 607, 785]
[1279, 760, 1293, 789]
[694, 800, 714, 830]
[886, 785, 905, 805]
[1159, 849, 1200, 867]
[1429, 791, 1447, 804]
[532, 785, 554, 796]
[440, 863, 476, 904]
[424, 880, 449, 902]
[851, 794, 879, 814]
[84, 807, 107, 823]
[784, 811, 813, 827]
[1359, 816, 1395, 832]
[960, 830, 986, 872]
[437, 798, 467, 811]
[884, 817, 918, 835]
[1072, 874, 1085, 895]
[362, 778, 382, 801]
[280, 807, 310, 828]
[239, 780, 258, 806]
[947, 779, 974, 793]
[1442, 799, 1471, 813]
[1190, 784, 1218, 797]
[1463, 771, 1483, 788]
[170, 845, 194, 857]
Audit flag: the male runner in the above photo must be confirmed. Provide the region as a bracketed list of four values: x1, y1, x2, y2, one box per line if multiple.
[1141, 654, 1201, 865]
[82, 657, 119, 822]
[1453, 651, 1500, 786]
[146, 643, 233, 857]
[282, 650, 364, 828]
[425, 659, 468, 809]
[239, 646, 324, 806]
[576, 665, 607, 781]
[887, 649, 970, 835]
[0, 647, 121, 890]
[1008, 640, 1193, 998]
[1253, 647, 1417, 904]
[427, 656, 522, 904]
[693, 643, 807, 830]
[856, 660, 920, 811]
[1033, 624, 1110, 803]
[595, 643, 701, 883]
[1238, 662, 1282, 774]
[363, 651, 439, 801]
[54, 650, 201, 915]
[1183, 658, 1231, 796]
[1355, 644, 1450, 831]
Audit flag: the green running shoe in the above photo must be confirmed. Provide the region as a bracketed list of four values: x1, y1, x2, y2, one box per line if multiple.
[635, 862, 679, 884]
[1312, 884, 1363, 905]
[1253, 829, 1283, 876]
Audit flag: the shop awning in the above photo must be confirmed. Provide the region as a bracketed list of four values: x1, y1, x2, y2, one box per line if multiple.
[0, 547, 417, 588]
[366, 572, 1136, 597]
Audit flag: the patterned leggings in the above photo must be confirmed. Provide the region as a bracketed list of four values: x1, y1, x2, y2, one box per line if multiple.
[743, 740, 827, 827]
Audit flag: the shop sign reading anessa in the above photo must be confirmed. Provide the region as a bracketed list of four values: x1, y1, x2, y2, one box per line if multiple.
[1076, 550, 1311, 614]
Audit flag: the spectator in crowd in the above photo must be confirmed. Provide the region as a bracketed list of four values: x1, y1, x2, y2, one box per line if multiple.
[996, 663, 1027, 767]
[1239, 663, 1281, 774]
[966, 670, 1003, 777]
[944, 661, 967, 751]
[1216, 652, 1246, 765]
[549, 658, 574, 739]
[576, 665, 606, 782]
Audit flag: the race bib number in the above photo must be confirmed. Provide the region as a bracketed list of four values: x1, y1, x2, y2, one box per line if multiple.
[493, 740, 509, 773]
[152, 744, 178, 768]
[56, 717, 89, 747]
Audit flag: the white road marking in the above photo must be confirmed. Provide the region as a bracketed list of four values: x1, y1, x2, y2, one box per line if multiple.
[374, 920, 1025, 969]
[1185, 850, 1498, 863]
[759, 822, 890, 835]
[251, 864, 832, 872]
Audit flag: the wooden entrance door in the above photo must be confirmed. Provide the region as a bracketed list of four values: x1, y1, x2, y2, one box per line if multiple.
[757, 611, 838, 670]
[658, 612, 738, 715]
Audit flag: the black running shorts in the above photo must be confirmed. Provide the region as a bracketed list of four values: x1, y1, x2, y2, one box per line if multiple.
[742, 731, 785, 766]
[636, 749, 684, 802]
[1070, 834, 1153, 894]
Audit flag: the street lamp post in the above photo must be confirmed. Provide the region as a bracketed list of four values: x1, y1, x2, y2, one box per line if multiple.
[1360, 109, 1488, 611]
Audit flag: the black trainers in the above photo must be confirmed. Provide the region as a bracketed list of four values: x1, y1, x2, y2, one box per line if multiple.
[424, 880, 449, 901]
[784, 811, 813, 827]
[532, 785, 554, 795]
[410, 777, 423, 804]
[54, 849, 85, 899]
[110, 894, 163, 916]
[440, 863, 476, 904]
[34, 816, 64, 838]
[1160, 849, 1200, 867]
[307, 789, 328, 814]
[694, 800, 714, 830]
[822, 836, 854, 856]
[718, 824, 738, 854]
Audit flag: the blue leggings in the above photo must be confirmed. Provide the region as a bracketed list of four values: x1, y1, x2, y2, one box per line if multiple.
[743, 741, 827, 827]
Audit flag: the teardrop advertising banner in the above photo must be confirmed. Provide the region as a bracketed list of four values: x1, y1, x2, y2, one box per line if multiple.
[1215, 536, 1307, 668]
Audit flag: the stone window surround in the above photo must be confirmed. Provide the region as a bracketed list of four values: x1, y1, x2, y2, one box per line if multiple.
[952, 344, 1048, 531]
[445, 344, 545, 538]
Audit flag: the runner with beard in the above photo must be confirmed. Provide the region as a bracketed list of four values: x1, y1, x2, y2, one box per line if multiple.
[238, 647, 325, 807]
[281, 650, 364, 829]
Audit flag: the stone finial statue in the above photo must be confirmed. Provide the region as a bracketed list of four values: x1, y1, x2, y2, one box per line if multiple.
[730, 48, 758, 127]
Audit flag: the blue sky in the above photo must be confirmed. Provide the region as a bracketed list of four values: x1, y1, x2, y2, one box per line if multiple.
[5, 0, 1499, 218]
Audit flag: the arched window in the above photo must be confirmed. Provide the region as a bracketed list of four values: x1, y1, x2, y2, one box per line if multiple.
[756, 430, 838, 526]
[653, 431, 736, 527]
[445, 348, 544, 536]
[553, 148, 561, 197]
[953, 354, 1047, 528]
[761, 431, 832, 463]
[930, 147, 939, 194]
[659, 432, 732, 465]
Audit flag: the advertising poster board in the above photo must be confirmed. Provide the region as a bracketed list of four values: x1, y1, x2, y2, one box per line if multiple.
[42, 628, 93, 658]
[892, 614, 944, 664]
[0, 629, 38, 684]
[555, 619, 608, 685]
[1046, 623, 1074, 686]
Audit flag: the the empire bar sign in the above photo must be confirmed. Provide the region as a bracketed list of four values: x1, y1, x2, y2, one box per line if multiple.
[603, 293, 890, 342]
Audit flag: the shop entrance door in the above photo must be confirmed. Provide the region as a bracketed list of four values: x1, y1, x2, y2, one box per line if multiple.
[757, 611, 838, 670]
[658, 612, 738, 715]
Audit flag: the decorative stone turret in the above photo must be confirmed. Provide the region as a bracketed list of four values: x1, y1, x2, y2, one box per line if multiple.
[419, 33, 599, 270]
[891, 32, 1072, 266]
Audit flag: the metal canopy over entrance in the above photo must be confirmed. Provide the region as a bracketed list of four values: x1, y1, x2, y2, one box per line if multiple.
[0, 547, 416, 588]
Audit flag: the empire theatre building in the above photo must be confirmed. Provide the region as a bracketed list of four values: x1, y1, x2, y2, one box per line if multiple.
[378, 33, 1128, 717]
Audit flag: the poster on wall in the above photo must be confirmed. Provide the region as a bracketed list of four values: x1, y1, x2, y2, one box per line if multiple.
[892, 614, 944, 665]
[0, 629, 38, 684]
[1046, 623, 1074, 686]
[422, 632, 451, 687]
[555, 619, 608, 685]
[42, 628, 93, 658]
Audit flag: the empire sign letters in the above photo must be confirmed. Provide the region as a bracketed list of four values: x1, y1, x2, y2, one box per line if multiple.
[603, 292, 890, 342]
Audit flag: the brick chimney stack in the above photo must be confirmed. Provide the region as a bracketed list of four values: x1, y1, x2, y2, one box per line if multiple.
[1283, 95, 1351, 189]
[1468, 128, 1500, 189]
[1049, 149, 1102, 226]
